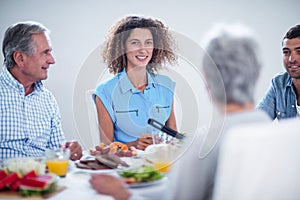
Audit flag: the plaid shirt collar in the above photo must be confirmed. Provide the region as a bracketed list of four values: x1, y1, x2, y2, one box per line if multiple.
[2, 66, 44, 95]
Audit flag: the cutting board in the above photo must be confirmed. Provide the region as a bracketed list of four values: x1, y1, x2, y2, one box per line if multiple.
[0, 186, 66, 199]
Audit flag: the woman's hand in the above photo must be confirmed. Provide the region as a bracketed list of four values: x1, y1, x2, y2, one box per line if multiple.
[90, 173, 131, 200]
[128, 133, 153, 150]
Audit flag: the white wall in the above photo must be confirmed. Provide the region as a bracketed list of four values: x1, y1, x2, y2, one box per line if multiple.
[1, 0, 299, 149]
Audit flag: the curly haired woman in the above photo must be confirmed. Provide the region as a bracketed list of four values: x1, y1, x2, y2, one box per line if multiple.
[93, 15, 178, 150]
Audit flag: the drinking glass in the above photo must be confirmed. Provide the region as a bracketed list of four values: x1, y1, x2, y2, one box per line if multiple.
[45, 148, 70, 177]
[152, 131, 173, 145]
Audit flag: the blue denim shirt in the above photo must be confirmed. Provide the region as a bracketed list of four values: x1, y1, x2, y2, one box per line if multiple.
[257, 72, 297, 120]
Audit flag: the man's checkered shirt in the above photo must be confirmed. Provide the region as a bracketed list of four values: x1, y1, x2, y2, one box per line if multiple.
[0, 67, 66, 159]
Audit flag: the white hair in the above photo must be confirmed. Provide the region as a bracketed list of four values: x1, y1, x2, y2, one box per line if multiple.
[202, 23, 262, 105]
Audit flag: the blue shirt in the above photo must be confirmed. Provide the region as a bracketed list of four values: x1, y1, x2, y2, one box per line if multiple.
[257, 72, 297, 120]
[0, 67, 65, 159]
[93, 69, 175, 144]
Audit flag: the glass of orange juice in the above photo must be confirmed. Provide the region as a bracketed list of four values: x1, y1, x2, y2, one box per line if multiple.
[145, 144, 179, 173]
[45, 148, 70, 177]
[152, 161, 172, 173]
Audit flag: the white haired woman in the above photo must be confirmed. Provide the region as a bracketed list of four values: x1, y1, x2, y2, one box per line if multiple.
[166, 23, 272, 200]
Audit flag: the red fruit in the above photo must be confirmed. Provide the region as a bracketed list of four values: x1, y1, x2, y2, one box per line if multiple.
[10, 170, 37, 191]
[9, 177, 22, 191]
[19, 174, 57, 197]
[24, 170, 37, 178]
[123, 177, 135, 184]
[21, 174, 55, 189]
[22, 178, 47, 189]
[0, 172, 20, 190]
[0, 169, 8, 180]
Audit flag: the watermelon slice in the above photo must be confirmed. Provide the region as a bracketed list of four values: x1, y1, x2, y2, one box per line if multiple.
[19, 174, 58, 197]
[10, 170, 37, 191]
[0, 169, 8, 180]
[0, 172, 20, 190]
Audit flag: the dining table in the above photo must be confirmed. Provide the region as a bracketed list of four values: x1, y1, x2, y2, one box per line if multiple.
[49, 155, 169, 200]
[0, 150, 171, 199]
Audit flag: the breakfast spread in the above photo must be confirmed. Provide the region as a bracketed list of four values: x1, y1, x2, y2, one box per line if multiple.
[89, 142, 137, 157]
[75, 142, 137, 171]
[75, 154, 130, 170]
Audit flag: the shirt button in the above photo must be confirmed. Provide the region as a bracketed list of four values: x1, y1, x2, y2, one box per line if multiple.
[292, 105, 295, 108]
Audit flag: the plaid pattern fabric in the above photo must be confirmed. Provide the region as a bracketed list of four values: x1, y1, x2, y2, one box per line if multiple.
[0, 67, 66, 159]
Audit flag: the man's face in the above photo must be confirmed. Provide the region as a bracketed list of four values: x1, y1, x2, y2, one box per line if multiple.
[282, 37, 300, 79]
[21, 33, 55, 83]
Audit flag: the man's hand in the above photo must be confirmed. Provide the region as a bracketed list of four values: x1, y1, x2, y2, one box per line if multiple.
[64, 141, 83, 161]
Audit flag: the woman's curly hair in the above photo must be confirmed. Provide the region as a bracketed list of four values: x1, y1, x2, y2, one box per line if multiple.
[102, 15, 177, 74]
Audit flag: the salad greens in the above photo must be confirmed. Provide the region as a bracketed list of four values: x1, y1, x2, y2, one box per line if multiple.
[118, 165, 163, 184]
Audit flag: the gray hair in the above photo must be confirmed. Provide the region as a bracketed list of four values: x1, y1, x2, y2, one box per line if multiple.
[202, 23, 262, 105]
[2, 21, 50, 69]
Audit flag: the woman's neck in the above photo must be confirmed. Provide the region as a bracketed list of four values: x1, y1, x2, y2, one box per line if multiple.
[126, 66, 148, 90]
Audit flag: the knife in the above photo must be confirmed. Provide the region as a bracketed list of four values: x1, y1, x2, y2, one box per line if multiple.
[148, 118, 185, 140]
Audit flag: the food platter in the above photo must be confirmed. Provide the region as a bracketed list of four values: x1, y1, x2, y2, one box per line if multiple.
[0, 157, 64, 198]
[73, 155, 143, 174]
[72, 155, 115, 174]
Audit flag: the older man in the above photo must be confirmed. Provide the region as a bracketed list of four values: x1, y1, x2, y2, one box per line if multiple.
[0, 21, 82, 160]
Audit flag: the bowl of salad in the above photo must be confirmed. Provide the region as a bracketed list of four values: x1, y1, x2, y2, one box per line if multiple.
[117, 165, 165, 188]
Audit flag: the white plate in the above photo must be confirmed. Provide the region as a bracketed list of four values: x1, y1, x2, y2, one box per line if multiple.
[136, 150, 146, 155]
[73, 167, 115, 174]
[125, 176, 167, 188]
[71, 162, 115, 174]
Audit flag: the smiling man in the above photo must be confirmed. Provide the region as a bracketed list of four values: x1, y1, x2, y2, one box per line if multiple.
[0, 21, 82, 160]
[257, 24, 300, 120]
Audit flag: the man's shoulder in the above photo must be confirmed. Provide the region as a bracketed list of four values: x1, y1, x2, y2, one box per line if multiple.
[272, 71, 290, 80]
[271, 71, 291, 85]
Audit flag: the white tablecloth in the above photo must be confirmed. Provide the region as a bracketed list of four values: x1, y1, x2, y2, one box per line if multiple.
[49, 160, 168, 200]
